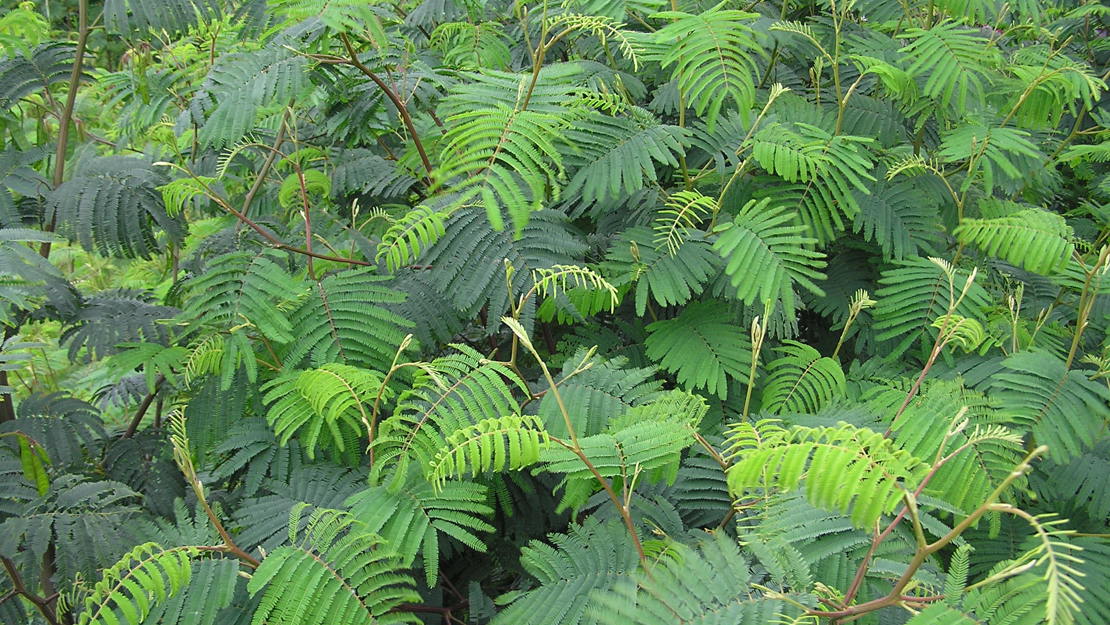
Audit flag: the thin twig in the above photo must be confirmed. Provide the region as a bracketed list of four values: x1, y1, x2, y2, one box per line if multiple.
[197, 179, 372, 266]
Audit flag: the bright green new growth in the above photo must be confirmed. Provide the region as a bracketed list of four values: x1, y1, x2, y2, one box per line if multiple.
[726, 421, 928, 528]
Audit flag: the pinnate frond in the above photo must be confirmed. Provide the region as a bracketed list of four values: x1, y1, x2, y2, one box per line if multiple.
[954, 204, 1074, 275]
[428, 415, 549, 487]
[432, 103, 567, 235]
[261, 363, 387, 458]
[900, 21, 998, 112]
[653, 190, 714, 256]
[586, 533, 783, 625]
[713, 198, 827, 317]
[247, 507, 421, 625]
[650, 5, 763, 130]
[346, 472, 493, 586]
[374, 344, 528, 479]
[77, 543, 204, 625]
[644, 300, 751, 399]
[376, 206, 446, 272]
[727, 422, 929, 528]
[492, 519, 638, 625]
[281, 268, 412, 371]
[532, 265, 618, 313]
[760, 341, 846, 415]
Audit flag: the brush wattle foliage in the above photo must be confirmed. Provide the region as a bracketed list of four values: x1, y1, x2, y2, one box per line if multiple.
[0, 1, 1107, 625]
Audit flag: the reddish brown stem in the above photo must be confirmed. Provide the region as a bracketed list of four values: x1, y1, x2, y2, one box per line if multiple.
[885, 336, 945, 436]
[41, 0, 89, 258]
[196, 492, 260, 568]
[241, 114, 289, 217]
[1, 556, 60, 625]
[338, 34, 434, 182]
[550, 436, 647, 565]
[210, 190, 371, 266]
[123, 374, 165, 438]
[842, 438, 975, 604]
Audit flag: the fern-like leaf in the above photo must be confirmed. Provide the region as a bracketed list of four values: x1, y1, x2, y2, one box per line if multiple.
[491, 518, 638, 625]
[376, 206, 446, 272]
[374, 344, 528, 479]
[247, 507, 421, 625]
[650, 5, 763, 130]
[872, 257, 990, 357]
[77, 543, 202, 625]
[542, 391, 704, 508]
[346, 472, 493, 586]
[988, 350, 1110, 461]
[103, 0, 216, 35]
[713, 198, 827, 317]
[603, 226, 719, 316]
[900, 21, 998, 112]
[536, 352, 663, 438]
[760, 340, 846, 414]
[198, 47, 310, 149]
[0, 43, 85, 109]
[431, 21, 512, 71]
[261, 363, 388, 458]
[888, 380, 1025, 514]
[939, 123, 1044, 193]
[727, 421, 929, 528]
[563, 110, 687, 205]
[653, 190, 714, 256]
[281, 268, 412, 371]
[644, 300, 751, 399]
[181, 249, 307, 345]
[852, 176, 943, 260]
[432, 102, 567, 234]
[748, 124, 876, 242]
[586, 533, 785, 625]
[954, 204, 1073, 275]
[428, 415, 549, 487]
[48, 157, 185, 258]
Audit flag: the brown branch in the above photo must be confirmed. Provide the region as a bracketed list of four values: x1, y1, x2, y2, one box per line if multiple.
[123, 374, 165, 438]
[338, 34, 435, 182]
[241, 113, 289, 217]
[40, 0, 90, 259]
[812, 447, 1045, 622]
[194, 486, 261, 568]
[207, 187, 371, 266]
[396, 602, 468, 625]
[550, 436, 647, 565]
[1, 556, 60, 625]
[842, 435, 978, 605]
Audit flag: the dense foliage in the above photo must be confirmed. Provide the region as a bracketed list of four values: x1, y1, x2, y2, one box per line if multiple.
[0, 0, 1108, 623]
